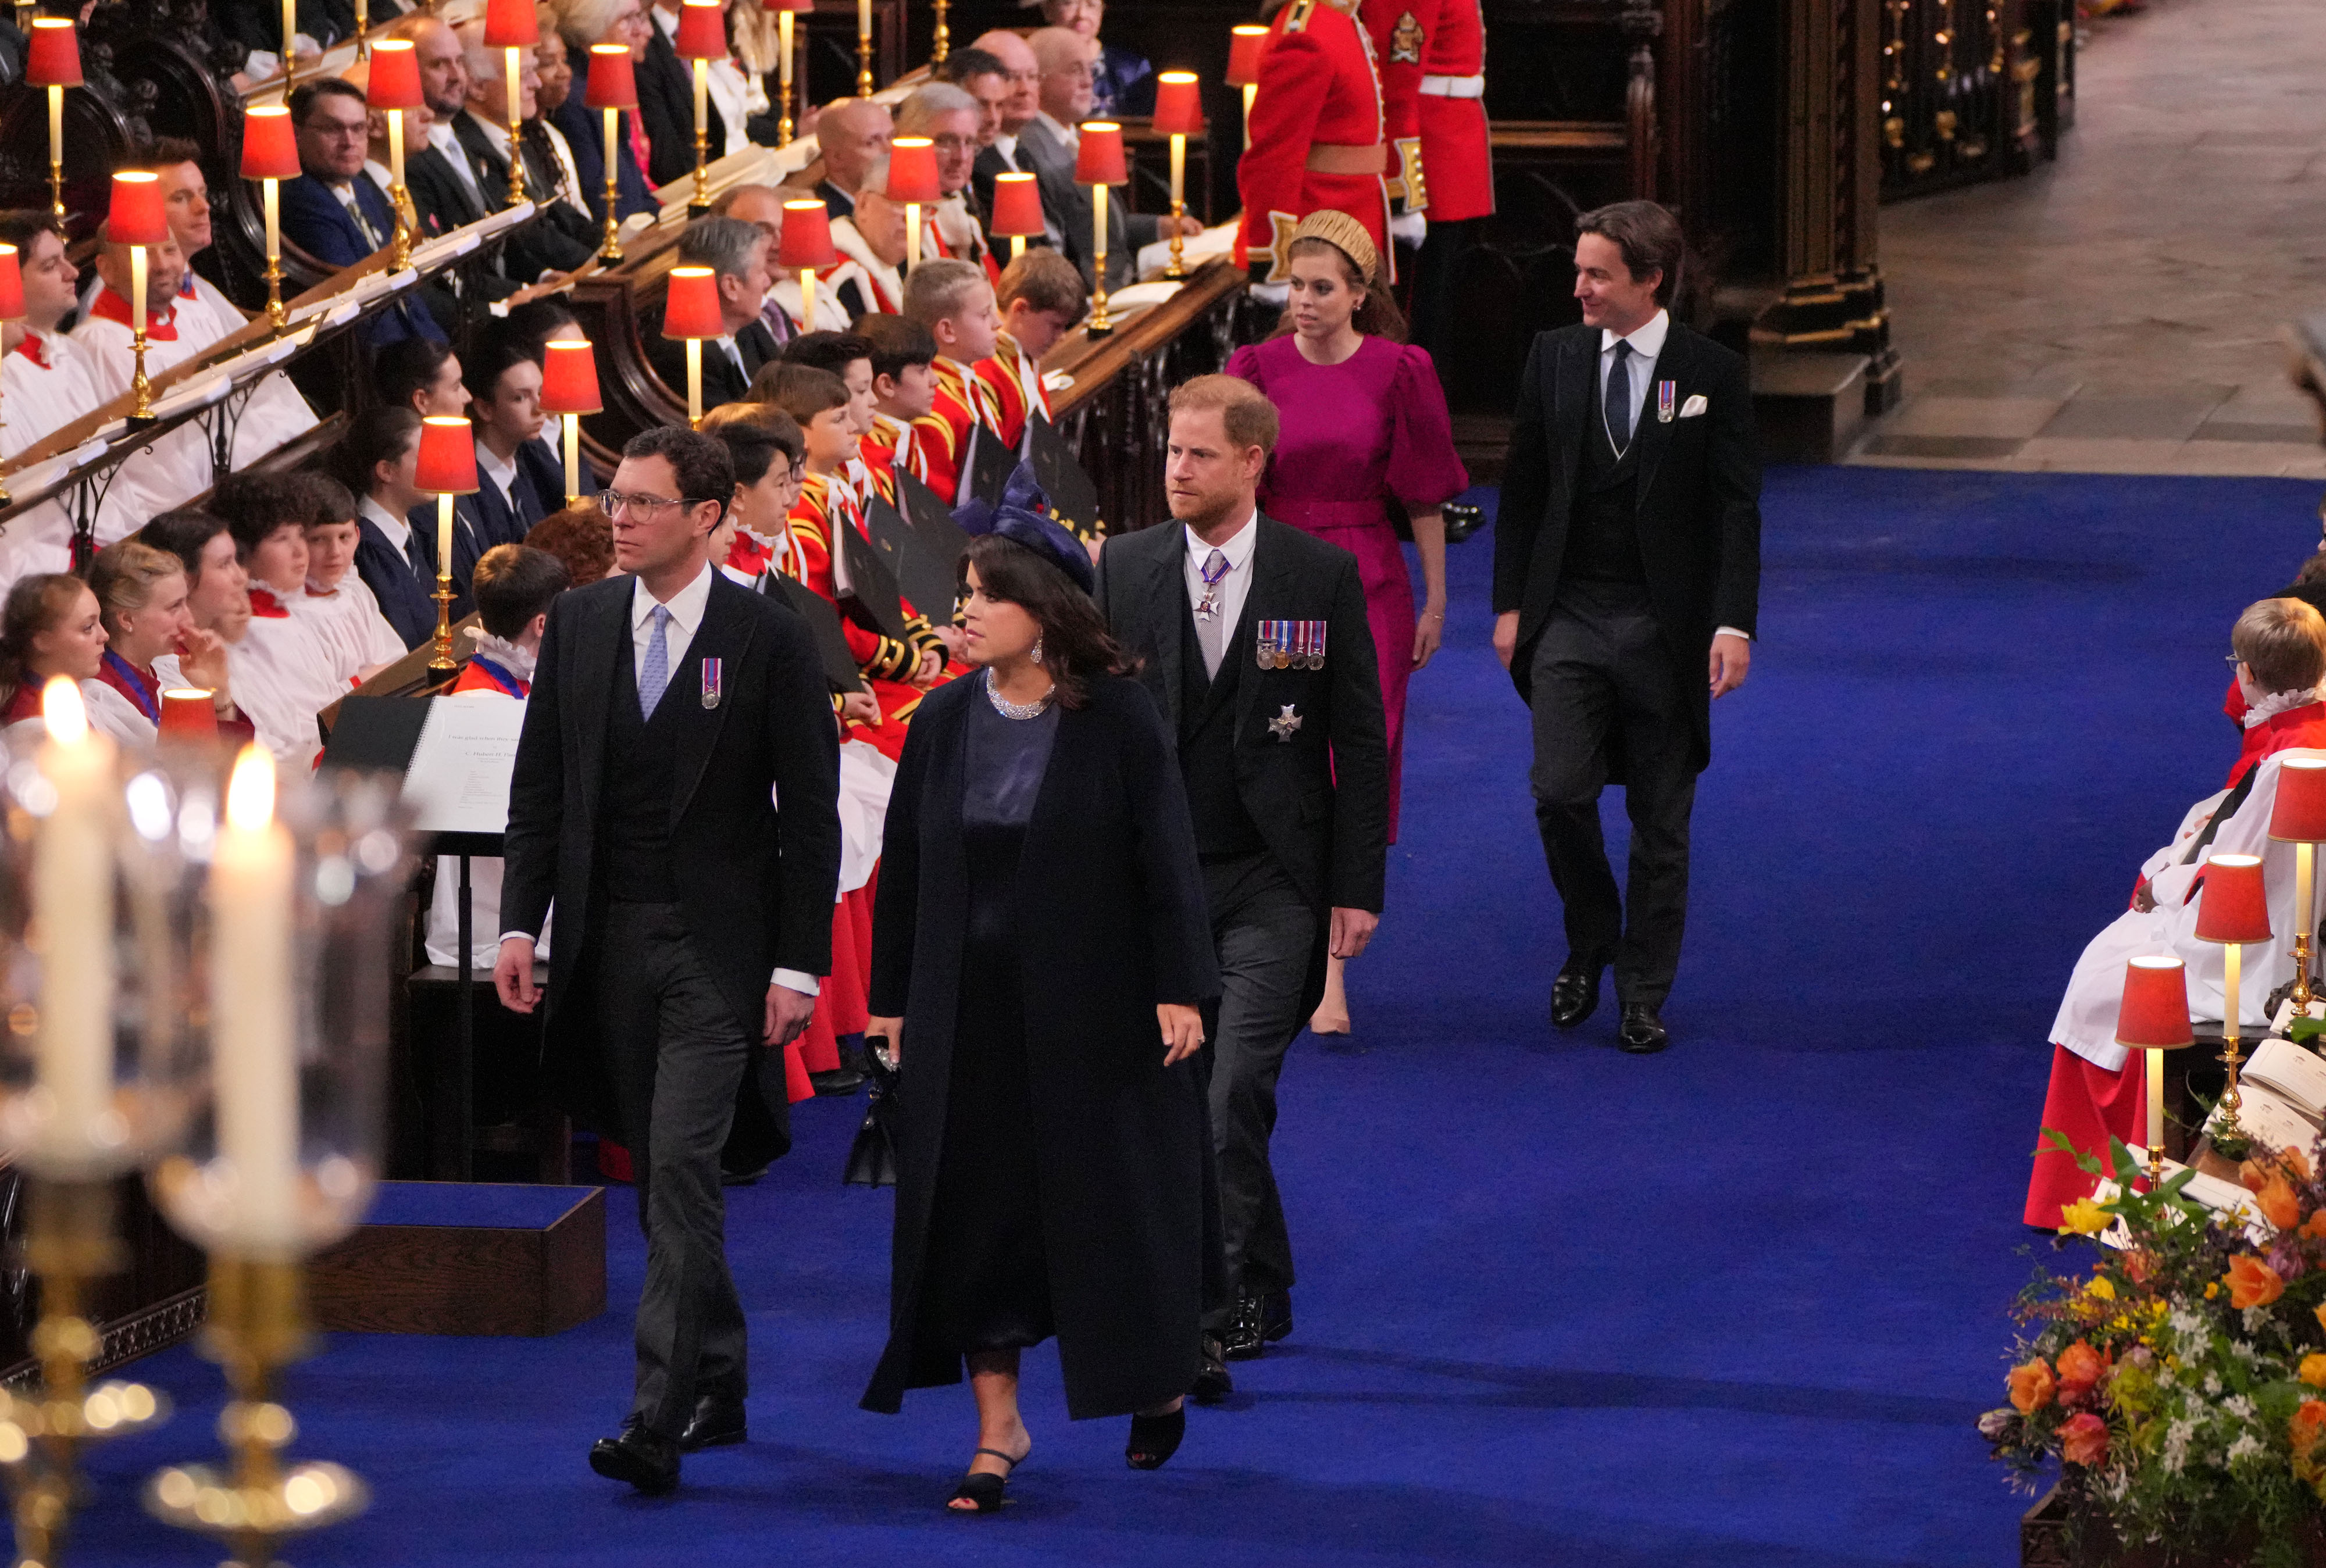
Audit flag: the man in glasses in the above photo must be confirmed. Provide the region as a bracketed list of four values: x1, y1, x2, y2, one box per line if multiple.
[896, 83, 997, 282]
[278, 77, 447, 344]
[498, 425, 841, 1495]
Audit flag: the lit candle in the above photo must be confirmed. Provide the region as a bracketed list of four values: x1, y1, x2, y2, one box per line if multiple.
[436, 491, 454, 583]
[776, 8, 793, 139]
[905, 201, 920, 270]
[46, 85, 61, 173]
[33, 679, 115, 1149]
[129, 242, 148, 342]
[693, 56, 708, 148]
[387, 104, 406, 200]
[262, 178, 281, 281]
[800, 266, 816, 329]
[210, 746, 299, 1245]
[2300, 841, 2315, 1003]
[282, 0, 297, 74]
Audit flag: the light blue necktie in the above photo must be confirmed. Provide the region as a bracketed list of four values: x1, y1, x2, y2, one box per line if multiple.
[639, 604, 671, 717]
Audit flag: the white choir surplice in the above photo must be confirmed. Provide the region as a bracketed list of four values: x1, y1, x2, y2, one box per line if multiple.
[2049, 748, 2323, 1071]
[424, 640, 554, 969]
[229, 596, 345, 770]
[169, 276, 321, 470]
[295, 578, 408, 679]
[0, 329, 108, 586]
[69, 296, 216, 533]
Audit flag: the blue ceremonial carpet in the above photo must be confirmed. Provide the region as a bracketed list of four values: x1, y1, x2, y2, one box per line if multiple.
[63, 466, 2326, 1566]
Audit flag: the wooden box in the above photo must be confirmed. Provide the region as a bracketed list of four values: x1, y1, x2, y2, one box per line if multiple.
[309, 1183, 605, 1337]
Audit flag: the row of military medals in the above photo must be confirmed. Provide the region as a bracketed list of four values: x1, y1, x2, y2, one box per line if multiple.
[1256, 620, 1328, 670]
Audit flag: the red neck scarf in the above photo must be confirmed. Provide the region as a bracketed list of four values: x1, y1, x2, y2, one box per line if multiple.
[248, 586, 291, 619]
[87, 288, 179, 342]
[2229, 701, 2326, 788]
[9, 335, 49, 369]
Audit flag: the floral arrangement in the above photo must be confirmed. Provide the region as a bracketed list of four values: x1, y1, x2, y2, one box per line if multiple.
[1985, 1131, 2326, 1563]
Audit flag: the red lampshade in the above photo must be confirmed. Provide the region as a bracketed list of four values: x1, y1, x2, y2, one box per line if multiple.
[988, 172, 1044, 238]
[483, 0, 540, 49]
[2196, 853, 2274, 945]
[0, 248, 22, 323]
[158, 689, 220, 743]
[106, 172, 169, 248]
[664, 266, 723, 339]
[1225, 24, 1269, 87]
[368, 38, 424, 111]
[26, 18, 82, 88]
[766, 0, 815, 9]
[2115, 956, 2195, 1051]
[887, 137, 941, 205]
[586, 43, 638, 110]
[777, 199, 836, 269]
[241, 105, 302, 183]
[540, 338, 603, 415]
[1151, 71, 1203, 136]
[1074, 122, 1127, 185]
[415, 416, 480, 495]
[675, 0, 726, 59]
[2273, 756, 2326, 842]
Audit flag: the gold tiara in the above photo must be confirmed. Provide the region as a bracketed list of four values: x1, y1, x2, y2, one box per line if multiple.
[1289, 209, 1380, 285]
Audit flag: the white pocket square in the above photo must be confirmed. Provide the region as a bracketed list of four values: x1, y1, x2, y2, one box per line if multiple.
[1679, 394, 1708, 418]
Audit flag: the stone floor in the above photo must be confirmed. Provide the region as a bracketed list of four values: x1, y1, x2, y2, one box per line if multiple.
[1856, 0, 2326, 477]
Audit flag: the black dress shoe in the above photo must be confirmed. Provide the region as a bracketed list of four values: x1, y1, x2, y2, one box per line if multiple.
[1551, 955, 1607, 1029]
[1191, 1334, 1234, 1403]
[676, 1392, 747, 1452]
[589, 1419, 680, 1494]
[718, 1160, 767, 1187]
[1260, 1289, 1293, 1345]
[1618, 1002, 1669, 1055]
[809, 1066, 866, 1096]
[1220, 1292, 1268, 1361]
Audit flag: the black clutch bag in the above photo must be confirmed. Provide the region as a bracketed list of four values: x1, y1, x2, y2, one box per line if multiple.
[843, 1040, 900, 1187]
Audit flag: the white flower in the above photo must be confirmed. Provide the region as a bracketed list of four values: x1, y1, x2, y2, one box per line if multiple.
[2170, 1308, 2208, 1340]
[2243, 1308, 2272, 1336]
[2229, 1433, 2265, 1463]
[2204, 1373, 2224, 1396]
[2230, 1338, 2261, 1362]
[2224, 1394, 2257, 1423]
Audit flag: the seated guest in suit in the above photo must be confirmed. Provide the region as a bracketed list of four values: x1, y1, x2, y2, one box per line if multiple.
[334, 406, 449, 649]
[289, 472, 409, 680]
[795, 96, 891, 222]
[466, 332, 563, 548]
[976, 248, 1083, 449]
[936, 45, 1009, 152]
[1093, 374, 1388, 1389]
[2026, 598, 2326, 1228]
[644, 216, 779, 412]
[828, 160, 914, 319]
[85, 538, 248, 749]
[1023, 28, 1189, 290]
[390, 14, 528, 319]
[860, 524, 1219, 1501]
[526, 499, 620, 584]
[453, 22, 601, 280]
[708, 185, 797, 349]
[698, 402, 804, 583]
[897, 84, 996, 281]
[1041, 0, 1152, 117]
[637, 0, 730, 185]
[852, 313, 940, 496]
[902, 259, 1004, 506]
[427, 542, 573, 969]
[495, 426, 841, 1495]
[0, 212, 113, 581]
[544, 0, 658, 222]
[0, 574, 109, 740]
[279, 78, 447, 344]
[71, 226, 217, 524]
[964, 32, 1062, 249]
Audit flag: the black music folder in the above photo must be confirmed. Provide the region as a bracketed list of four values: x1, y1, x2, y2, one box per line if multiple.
[1028, 413, 1102, 540]
[896, 470, 976, 567]
[833, 515, 911, 642]
[863, 494, 961, 623]
[959, 420, 1015, 509]
[765, 573, 868, 692]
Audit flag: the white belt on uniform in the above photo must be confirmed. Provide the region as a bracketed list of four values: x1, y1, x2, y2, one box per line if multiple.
[1418, 73, 1485, 98]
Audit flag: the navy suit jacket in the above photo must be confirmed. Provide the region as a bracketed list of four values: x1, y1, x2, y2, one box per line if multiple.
[355, 517, 441, 651]
[471, 441, 563, 551]
[278, 174, 445, 343]
[554, 50, 659, 223]
[637, 24, 726, 188]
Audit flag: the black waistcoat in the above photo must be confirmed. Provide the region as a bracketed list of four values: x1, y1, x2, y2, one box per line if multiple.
[1560, 352, 1648, 587]
[1178, 594, 1265, 860]
[600, 631, 686, 903]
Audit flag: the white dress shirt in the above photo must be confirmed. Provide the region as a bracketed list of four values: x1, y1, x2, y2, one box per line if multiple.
[477, 441, 520, 511]
[429, 119, 487, 211]
[1597, 308, 1749, 645]
[361, 494, 418, 559]
[629, 563, 819, 996]
[1182, 505, 1260, 636]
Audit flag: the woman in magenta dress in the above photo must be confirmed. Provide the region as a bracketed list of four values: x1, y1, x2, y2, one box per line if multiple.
[1225, 209, 1467, 1033]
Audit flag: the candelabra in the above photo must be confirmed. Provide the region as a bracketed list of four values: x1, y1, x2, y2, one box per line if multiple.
[856, 0, 873, 95]
[2116, 955, 2194, 1185]
[108, 173, 169, 426]
[1150, 73, 1202, 280]
[415, 419, 479, 673]
[484, 0, 540, 209]
[587, 44, 638, 262]
[1075, 122, 1126, 337]
[142, 752, 405, 1568]
[369, 40, 423, 271]
[932, 0, 947, 63]
[676, 0, 725, 215]
[25, 19, 80, 238]
[2195, 853, 2271, 1147]
[772, 0, 810, 145]
[2271, 756, 2326, 1017]
[241, 105, 302, 330]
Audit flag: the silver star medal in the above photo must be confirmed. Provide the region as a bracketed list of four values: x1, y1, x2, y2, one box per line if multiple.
[1268, 703, 1303, 742]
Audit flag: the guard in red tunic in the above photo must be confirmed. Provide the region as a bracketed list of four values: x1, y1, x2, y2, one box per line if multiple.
[1237, 0, 1392, 284]
[1361, 0, 1426, 225]
[1392, 0, 1492, 352]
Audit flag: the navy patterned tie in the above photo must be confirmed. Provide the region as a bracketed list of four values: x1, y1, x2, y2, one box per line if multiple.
[1604, 338, 1634, 454]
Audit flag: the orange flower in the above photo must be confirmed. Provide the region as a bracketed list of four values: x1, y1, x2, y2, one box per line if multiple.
[2007, 1358, 2056, 1415]
[2316, 1303, 2326, 1338]
[2259, 1174, 2303, 1233]
[2304, 1210, 2326, 1242]
[2228, 1254, 2287, 1310]
[2056, 1340, 2110, 1402]
[2059, 1411, 2109, 1467]
[2301, 1355, 2326, 1390]
[2289, 1146, 2316, 1183]
[2295, 1401, 2326, 1456]
[2243, 1159, 2273, 1194]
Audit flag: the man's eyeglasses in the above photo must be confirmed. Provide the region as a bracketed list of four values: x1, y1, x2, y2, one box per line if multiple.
[2228, 653, 2250, 669]
[600, 490, 710, 517]
[929, 134, 975, 153]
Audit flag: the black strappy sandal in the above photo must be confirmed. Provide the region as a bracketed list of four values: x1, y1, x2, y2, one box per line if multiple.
[947, 1447, 1026, 1513]
[1125, 1407, 1185, 1470]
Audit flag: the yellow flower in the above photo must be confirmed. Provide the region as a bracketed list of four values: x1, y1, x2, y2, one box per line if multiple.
[2059, 1199, 2110, 1236]
[2086, 1276, 2117, 1302]
[2207, 1283, 2222, 1300]
[2302, 1355, 2326, 1390]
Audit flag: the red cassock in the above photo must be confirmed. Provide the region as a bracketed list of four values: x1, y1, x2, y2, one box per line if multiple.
[1237, 0, 1392, 284]
[859, 412, 926, 502]
[973, 335, 1051, 453]
[784, 472, 940, 761]
[908, 358, 1005, 506]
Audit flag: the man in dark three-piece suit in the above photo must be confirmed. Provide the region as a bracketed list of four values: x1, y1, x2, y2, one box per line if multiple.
[1492, 199, 1763, 1056]
[1096, 375, 1389, 1401]
[497, 426, 841, 1494]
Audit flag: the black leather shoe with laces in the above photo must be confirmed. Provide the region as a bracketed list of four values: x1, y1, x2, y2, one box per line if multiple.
[1551, 955, 1607, 1029]
[1619, 1002, 1670, 1055]
[1220, 1292, 1268, 1360]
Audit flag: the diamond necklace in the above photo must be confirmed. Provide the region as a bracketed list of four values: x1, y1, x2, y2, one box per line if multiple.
[983, 666, 1057, 720]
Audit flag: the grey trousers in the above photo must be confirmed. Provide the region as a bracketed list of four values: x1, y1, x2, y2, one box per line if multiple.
[1197, 852, 1318, 1330]
[595, 901, 753, 1437]
[1527, 580, 1699, 1008]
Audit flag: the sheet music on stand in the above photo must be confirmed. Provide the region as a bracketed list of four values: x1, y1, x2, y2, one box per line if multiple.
[320, 694, 525, 847]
